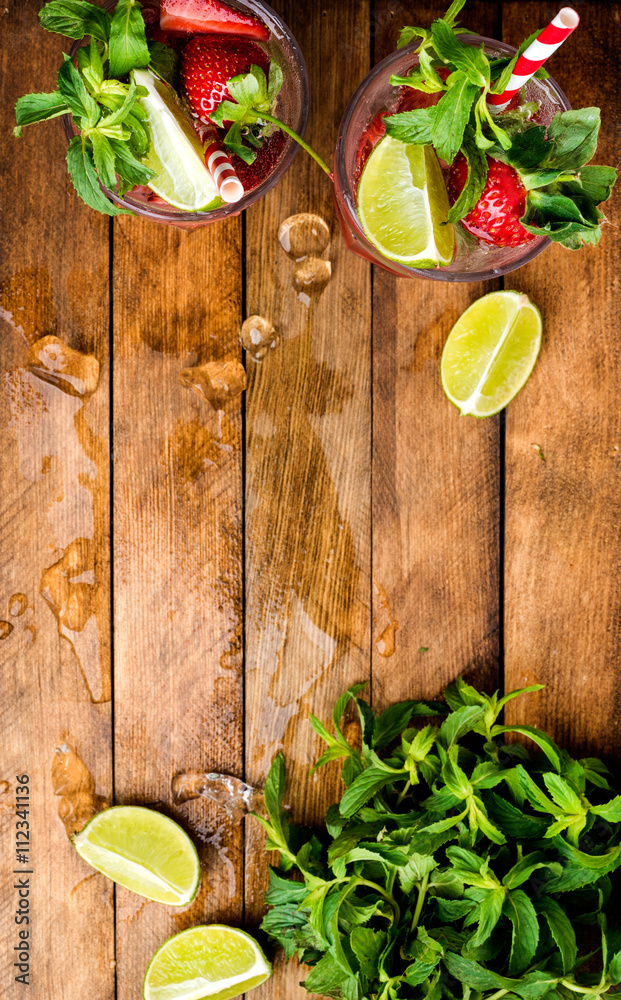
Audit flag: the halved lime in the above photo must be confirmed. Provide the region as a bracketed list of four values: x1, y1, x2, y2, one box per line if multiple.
[441, 291, 542, 417]
[357, 137, 454, 268]
[143, 925, 272, 1000]
[73, 805, 200, 906]
[133, 68, 222, 213]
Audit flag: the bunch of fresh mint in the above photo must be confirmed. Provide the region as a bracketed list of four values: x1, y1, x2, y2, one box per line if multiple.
[255, 679, 621, 1000]
[14, 0, 178, 215]
[384, 0, 617, 248]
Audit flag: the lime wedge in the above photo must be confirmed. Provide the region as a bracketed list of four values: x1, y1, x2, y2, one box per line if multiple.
[133, 68, 222, 213]
[441, 291, 542, 417]
[357, 137, 454, 268]
[143, 925, 272, 1000]
[73, 806, 200, 906]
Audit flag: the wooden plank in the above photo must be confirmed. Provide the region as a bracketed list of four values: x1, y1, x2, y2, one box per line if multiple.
[112, 217, 244, 995]
[371, 1, 502, 709]
[503, 2, 621, 763]
[243, 1, 372, 995]
[0, 3, 113, 997]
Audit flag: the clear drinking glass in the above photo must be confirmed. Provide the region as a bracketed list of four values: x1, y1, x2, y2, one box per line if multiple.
[63, 0, 310, 228]
[333, 36, 571, 282]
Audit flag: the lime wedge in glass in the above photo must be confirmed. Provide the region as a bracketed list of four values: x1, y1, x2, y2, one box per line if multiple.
[133, 68, 222, 213]
[357, 137, 454, 268]
[441, 290, 543, 417]
[143, 925, 272, 1000]
[73, 805, 200, 905]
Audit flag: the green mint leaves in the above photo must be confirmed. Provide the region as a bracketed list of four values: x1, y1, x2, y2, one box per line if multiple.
[15, 0, 159, 215]
[108, 0, 150, 78]
[386, 1, 617, 250]
[257, 678, 621, 1000]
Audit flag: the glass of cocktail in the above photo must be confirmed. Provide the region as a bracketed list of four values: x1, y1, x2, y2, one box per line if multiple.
[333, 36, 572, 282]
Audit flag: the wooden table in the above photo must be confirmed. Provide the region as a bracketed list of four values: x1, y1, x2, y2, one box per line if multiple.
[1, 2, 620, 997]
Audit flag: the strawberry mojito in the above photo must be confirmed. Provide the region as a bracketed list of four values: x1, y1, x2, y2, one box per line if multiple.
[14, 0, 311, 225]
[333, 2, 617, 281]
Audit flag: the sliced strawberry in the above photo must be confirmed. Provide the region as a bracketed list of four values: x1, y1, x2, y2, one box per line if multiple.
[160, 0, 269, 41]
[448, 154, 536, 248]
[181, 34, 269, 123]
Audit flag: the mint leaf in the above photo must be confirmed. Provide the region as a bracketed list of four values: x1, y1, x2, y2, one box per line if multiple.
[350, 927, 386, 980]
[148, 41, 180, 87]
[448, 127, 488, 222]
[373, 699, 439, 749]
[108, 140, 154, 187]
[39, 0, 110, 41]
[535, 896, 577, 973]
[431, 20, 488, 88]
[503, 890, 539, 974]
[15, 91, 68, 127]
[90, 131, 117, 189]
[57, 54, 99, 126]
[66, 135, 128, 215]
[108, 0, 150, 78]
[385, 107, 437, 146]
[432, 70, 480, 163]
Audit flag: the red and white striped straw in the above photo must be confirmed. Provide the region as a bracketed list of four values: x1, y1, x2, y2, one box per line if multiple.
[488, 6, 579, 107]
[203, 128, 244, 204]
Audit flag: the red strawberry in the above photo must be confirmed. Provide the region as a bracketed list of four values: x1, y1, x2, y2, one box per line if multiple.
[448, 154, 536, 248]
[160, 0, 269, 41]
[181, 34, 270, 123]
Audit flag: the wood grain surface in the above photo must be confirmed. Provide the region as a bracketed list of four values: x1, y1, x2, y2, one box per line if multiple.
[502, 1, 621, 766]
[0, 3, 113, 998]
[112, 215, 244, 996]
[371, 1, 501, 710]
[1, 2, 620, 999]
[243, 2, 371, 995]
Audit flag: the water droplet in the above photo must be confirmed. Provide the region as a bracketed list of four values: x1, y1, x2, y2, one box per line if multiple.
[278, 213, 330, 259]
[171, 771, 264, 823]
[293, 257, 332, 304]
[240, 316, 279, 362]
[41, 539, 104, 702]
[27, 336, 99, 398]
[179, 361, 246, 409]
[9, 593, 28, 617]
[52, 741, 108, 839]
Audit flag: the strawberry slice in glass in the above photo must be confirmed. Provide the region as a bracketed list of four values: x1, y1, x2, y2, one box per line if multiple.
[160, 0, 269, 40]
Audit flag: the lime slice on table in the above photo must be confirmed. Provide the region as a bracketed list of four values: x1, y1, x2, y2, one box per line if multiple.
[441, 291, 542, 417]
[143, 925, 272, 1000]
[133, 68, 222, 213]
[357, 136, 454, 268]
[73, 805, 200, 905]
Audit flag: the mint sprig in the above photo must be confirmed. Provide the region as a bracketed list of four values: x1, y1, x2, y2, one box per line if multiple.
[257, 679, 621, 1000]
[15, 0, 158, 215]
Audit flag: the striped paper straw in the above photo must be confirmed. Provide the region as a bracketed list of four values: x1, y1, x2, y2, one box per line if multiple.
[203, 129, 244, 204]
[488, 7, 579, 107]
